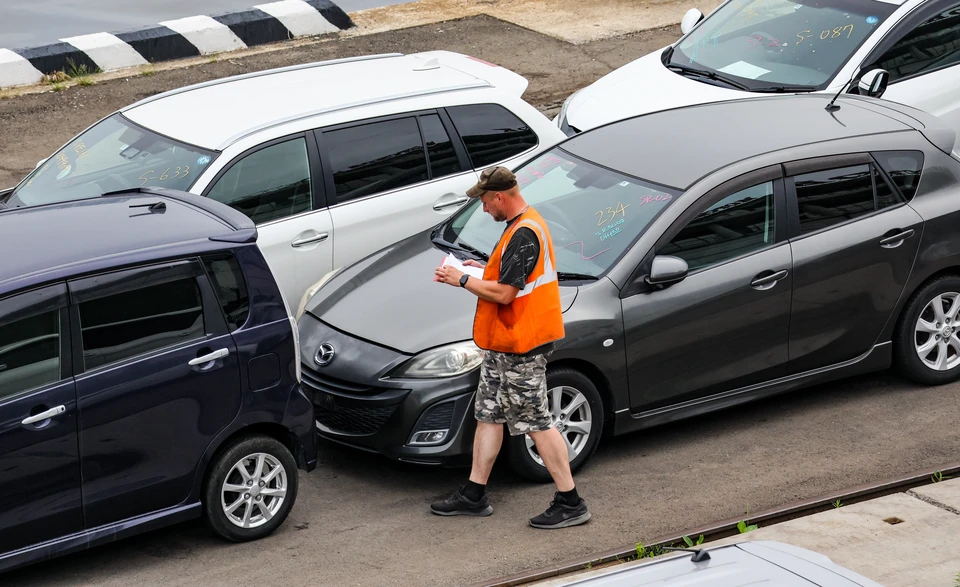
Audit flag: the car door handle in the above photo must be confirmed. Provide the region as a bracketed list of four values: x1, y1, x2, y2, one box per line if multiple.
[879, 229, 915, 248]
[291, 233, 329, 248]
[433, 196, 468, 211]
[751, 270, 788, 290]
[22, 405, 66, 426]
[188, 348, 229, 366]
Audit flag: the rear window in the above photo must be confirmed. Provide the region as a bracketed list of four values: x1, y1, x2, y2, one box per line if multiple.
[447, 104, 538, 168]
[6, 113, 216, 208]
[873, 151, 924, 200]
[203, 254, 250, 331]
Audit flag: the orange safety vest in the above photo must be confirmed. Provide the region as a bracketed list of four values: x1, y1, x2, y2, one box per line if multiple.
[473, 207, 565, 354]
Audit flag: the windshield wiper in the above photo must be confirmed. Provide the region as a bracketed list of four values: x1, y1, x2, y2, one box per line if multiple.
[751, 84, 816, 93]
[558, 272, 599, 282]
[431, 234, 489, 261]
[666, 63, 751, 91]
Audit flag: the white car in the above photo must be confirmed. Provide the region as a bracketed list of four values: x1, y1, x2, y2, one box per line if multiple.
[2, 51, 564, 306]
[557, 0, 960, 135]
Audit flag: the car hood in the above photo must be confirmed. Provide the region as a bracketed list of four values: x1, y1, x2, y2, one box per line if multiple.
[304, 231, 579, 355]
[564, 47, 751, 132]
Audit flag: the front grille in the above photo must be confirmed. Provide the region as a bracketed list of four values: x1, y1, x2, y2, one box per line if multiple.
[301, 366, 389, 397]
[315, 403, 399, 435]
[415, 401, 456, 432]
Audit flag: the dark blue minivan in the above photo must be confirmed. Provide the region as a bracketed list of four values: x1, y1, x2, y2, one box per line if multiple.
[0, 187, 316, 573]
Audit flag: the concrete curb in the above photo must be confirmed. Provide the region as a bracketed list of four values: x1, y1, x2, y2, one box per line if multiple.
[0, 0, 353, 89]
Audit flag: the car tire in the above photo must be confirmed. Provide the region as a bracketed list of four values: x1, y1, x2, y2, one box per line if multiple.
[203, 434, 299, 542]
[506, 367, 604, 483]
[894, 276, 960, 385]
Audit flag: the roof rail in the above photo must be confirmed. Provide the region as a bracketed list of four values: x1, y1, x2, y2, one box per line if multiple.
[100, 187, 256, 242]
[120, 53, 406, 112]
[219, 81, 491, 149]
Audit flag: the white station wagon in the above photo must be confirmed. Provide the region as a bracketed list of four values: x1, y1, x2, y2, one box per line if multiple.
[2, 51, 564, 306]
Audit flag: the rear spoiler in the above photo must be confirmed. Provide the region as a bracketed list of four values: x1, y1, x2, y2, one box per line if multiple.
[411, 50, 529, 97]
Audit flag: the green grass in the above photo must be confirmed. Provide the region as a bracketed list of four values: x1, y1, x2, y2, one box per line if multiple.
[51, 83, 66, 92]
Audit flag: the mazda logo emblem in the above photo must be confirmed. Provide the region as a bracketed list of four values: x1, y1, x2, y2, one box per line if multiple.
[315, 343, 336, 366]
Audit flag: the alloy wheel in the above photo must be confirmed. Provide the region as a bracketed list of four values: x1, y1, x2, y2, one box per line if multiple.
[525, 385, 593, 466]
[915, 292, 960, 371]
[220, 452, 288, 529]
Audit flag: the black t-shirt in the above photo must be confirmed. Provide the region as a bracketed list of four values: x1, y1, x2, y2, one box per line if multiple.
[496, 215, 554, 357]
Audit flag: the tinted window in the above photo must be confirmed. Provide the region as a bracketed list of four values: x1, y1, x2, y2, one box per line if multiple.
[203, 255, 249, 331]
[874, 150, 923, 200]
[875, 166, 900, 210]
[660, 182, 776, 271]
[207, 138, 312, 225]
[421, 114, 461, 179]
[326, 118, 428, 204]
[870, 4, 960, 82]
[79, 277, 205, 370]
[447, 104, 538, 169]
[0, 308, 59, 398]
[795, 165, 874, 234]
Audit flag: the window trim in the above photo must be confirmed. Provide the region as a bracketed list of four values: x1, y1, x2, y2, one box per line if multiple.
[784, 156, 907, 241]
[67, 259, 227, 375]
[442, 102, 541, 170]
[0, 283, 71, 402]
[856, 0, 960, 86]
[871, 149, 925, 201]
[315, 110, 474, 209]
[199, 132, 326, 224]
[621, 165, 784, 298]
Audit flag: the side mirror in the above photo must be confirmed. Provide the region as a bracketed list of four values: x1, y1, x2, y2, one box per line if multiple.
[858, 69, 889, 98]
[646, 255, 689, 286]
[35, 158, 47, 169]
[680, 8, 704, 35]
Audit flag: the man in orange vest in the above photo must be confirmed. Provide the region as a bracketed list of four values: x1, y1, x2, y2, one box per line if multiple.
[430, 166, 590, 529]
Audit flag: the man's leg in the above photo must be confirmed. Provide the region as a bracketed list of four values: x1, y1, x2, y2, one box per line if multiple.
[528, 427, 574, 491]
[469, 421, 503, 485]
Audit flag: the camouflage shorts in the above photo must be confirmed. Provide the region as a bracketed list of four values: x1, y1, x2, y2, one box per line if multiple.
[475, 350, 553, 436]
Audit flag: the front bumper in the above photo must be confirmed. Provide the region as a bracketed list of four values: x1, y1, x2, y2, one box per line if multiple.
[303, 365, 479, 466]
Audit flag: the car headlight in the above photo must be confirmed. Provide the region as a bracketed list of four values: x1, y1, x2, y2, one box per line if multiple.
[296, 267, 342, 321]
[392, 341, 483, 379]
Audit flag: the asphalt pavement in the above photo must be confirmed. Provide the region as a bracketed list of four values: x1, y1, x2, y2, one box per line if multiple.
[0, 0, 413, 49]
[1, 10, 957, 587]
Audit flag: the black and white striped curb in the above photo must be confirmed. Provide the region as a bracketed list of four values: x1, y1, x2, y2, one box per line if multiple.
[0, 0, 353, 89]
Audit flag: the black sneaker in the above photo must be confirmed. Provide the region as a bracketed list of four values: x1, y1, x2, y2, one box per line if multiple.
[529, 493, 591, 529]
[430, 487, 494, 517]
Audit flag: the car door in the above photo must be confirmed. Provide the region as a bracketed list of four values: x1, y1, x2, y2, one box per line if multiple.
[784, 153, 923, 374]
[71, 260, 242, 528]
[204, 133, 333, 307]
[858, 1, 960, 133]
[316, 111, 479, 272]
[0, 284, 83, 554]
[621, 166, 793, 410]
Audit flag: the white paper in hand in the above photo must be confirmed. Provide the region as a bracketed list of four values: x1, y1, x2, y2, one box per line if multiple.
[440, 252, 484, 279]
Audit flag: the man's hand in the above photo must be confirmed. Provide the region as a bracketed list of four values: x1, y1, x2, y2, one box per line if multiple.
[463, 259, 485, 268]
[435, 264, 465, 287]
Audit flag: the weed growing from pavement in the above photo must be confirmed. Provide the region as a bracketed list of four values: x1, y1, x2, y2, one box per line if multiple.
[682, 535, 704, 547]
[635, 541, 665, 559]
[42, 71, 69, 84]
[833, 499, 843, 508]
[932, 470, 951, 483]
[51, 83, 66, 92]
[737, 520, 758, 533]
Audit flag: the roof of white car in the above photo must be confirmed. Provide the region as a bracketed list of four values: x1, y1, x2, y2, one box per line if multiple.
[120, 51, 523, 151]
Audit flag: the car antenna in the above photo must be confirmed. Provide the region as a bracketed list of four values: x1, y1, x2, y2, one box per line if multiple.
[662, 546, 711, 562]
[825, 69, 858, 112]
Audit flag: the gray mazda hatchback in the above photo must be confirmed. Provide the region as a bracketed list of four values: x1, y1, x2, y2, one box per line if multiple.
[297, 93, 960, 481]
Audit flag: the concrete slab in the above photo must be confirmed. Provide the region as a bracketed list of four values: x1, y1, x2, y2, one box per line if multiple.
[910, 477, 960, 514]
[710, 493, 960, 587]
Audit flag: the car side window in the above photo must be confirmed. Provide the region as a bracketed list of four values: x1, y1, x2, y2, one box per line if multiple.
[659, 181, 776, 271]
[207, 138, 312, 225]
[873, 150, 924, 200]
[420, 114, 461, 179]
[869, 4, 960, 82]
[203, 254, 249, 332]
[325, 117, 429, 204]
[793, 164, 899, 235]
[446, 104, 538, 169]
[0, 295, 61, 399]
[77, 272, 206, 370]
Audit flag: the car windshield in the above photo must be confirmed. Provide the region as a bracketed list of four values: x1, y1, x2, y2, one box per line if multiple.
[435, 149, 681, 279]
[669, 0, 896, 90]
[4, 113, 216, 208]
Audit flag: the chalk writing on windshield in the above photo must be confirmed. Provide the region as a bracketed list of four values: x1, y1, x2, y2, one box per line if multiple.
[796, 24, 855, 45]
[138, 166, 191, 186]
